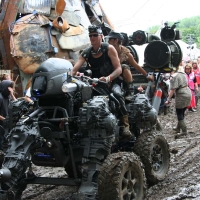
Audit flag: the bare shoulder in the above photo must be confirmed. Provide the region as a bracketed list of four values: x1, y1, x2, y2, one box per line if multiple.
[107, 44, 117, 55]
[127, 52, 134, 58]
[107, 44, 115, 51]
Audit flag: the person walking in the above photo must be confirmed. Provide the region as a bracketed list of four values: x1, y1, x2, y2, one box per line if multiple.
[192, 60, 200, 107]
[165, 66, 192, 138]
[185, 63, 198, 112]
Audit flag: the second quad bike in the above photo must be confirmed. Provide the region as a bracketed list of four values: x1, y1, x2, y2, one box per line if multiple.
[0, 58, 170, 200]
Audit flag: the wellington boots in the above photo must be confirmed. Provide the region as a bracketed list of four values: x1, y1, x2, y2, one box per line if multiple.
[175, 120, 187, 139]
[173, 122, 180, 133]
[179, 120, 187, 134]
[163, 106, 169, 115]
[120, 115, 132, 140]
[52, 17, 70, 33]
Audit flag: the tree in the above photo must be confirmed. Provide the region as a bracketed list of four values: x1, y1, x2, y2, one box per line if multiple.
[147, 16, 200, 48]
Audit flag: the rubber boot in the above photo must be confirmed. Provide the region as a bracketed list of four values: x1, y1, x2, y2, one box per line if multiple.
[179, 120, 187, 133]
[173, 122, 180, 133]
[164, 106, 169, 115]
[120, 115, 132, 140]
[175, 120, 187, 139]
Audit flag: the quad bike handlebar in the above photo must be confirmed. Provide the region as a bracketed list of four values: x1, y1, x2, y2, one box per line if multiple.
[74, 75, 108, 85]
[62, 75, 108, 94]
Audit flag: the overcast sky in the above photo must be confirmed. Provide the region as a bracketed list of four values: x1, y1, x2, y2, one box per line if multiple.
[100, 0, 200, 34]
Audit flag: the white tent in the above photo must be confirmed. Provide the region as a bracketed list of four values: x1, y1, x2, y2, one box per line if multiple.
[176, 40, 200, 61]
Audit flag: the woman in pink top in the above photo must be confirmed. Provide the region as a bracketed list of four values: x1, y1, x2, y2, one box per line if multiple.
[192, 60, 200, 106]
[185, 64, 198, 111]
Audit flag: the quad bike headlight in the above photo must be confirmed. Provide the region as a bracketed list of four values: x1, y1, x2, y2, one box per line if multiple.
[32, 76, 47, 96]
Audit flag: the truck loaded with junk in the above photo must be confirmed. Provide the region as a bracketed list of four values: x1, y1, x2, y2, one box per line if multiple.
[0, 0, 184, 199]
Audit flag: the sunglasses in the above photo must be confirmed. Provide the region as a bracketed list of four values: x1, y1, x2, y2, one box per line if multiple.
[89, 34, 99, 38]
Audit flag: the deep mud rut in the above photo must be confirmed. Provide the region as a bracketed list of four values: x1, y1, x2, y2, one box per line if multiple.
[21, 100, 200, 200]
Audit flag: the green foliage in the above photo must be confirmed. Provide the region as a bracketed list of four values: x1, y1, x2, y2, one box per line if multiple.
[147, 25, 160, 34]
[147, 16, 200, 48]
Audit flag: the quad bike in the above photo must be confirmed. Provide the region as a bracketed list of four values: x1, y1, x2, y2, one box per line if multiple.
[0, 57, 170, 200]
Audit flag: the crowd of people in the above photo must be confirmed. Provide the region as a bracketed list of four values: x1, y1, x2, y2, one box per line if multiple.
[164, 57, 200, 138]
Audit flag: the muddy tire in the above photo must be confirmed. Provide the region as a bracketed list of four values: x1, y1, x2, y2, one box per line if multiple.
[98, 152, 146, 200]
[133, 130, 170, 185]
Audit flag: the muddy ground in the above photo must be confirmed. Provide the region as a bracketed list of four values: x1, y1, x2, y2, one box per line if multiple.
[21, 100, 200, 200]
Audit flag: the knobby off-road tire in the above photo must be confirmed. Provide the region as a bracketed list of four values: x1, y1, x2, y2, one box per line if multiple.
[98, 152, 146, 200]
[133, 130, 170, 185]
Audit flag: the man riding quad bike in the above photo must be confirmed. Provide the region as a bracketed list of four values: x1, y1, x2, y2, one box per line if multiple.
[0, 58, 170, 200]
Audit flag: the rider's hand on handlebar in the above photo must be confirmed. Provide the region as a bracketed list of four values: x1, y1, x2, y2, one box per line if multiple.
[76, 72, 84, 76]
[99, 76, 107, 82]
[137, 85, 144, 92]
[99, 76, 111, 83]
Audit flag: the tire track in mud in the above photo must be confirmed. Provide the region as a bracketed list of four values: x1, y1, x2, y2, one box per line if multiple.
[146, 137, 200, 199]
[145, 103, 200, 200]
[22, 167, 78, 200]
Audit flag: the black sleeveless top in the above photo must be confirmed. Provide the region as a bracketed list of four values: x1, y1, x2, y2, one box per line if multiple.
[85, 46, 114, 78]
[88, 55, 110, 78]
